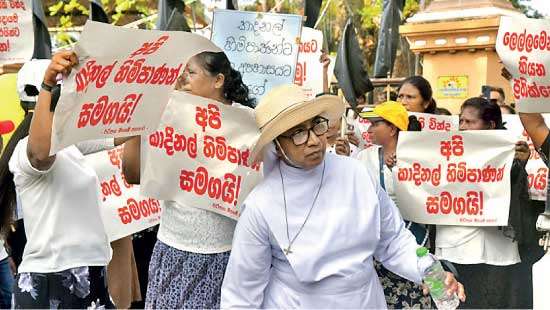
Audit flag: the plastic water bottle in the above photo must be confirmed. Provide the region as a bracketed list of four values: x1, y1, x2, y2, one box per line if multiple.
[416, 247, 460, 310]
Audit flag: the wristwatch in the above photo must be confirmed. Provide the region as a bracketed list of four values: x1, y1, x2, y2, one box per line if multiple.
[41, 82, 54, 92]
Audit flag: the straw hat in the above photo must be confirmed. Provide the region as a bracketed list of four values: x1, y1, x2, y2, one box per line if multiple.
[251, 84, 344, 162]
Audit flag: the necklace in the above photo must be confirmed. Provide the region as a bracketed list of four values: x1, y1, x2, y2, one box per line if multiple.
[278, 160, 326, 255]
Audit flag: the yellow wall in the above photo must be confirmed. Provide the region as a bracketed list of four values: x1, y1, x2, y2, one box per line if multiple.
[422, 50, 512, 114]
[0, 73, 24, 153]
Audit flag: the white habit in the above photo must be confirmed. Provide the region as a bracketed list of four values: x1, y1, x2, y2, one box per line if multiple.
[221, 153, 422, 308]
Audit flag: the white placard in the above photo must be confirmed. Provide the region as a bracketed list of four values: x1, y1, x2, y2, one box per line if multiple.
[211, 9, 302, 100]
[141, 91, 261, 220]
[294, 27, 323, 100]
[395, 131, 515, 226]
[0, 0, 33, 64]
[51, 21, 221, 154]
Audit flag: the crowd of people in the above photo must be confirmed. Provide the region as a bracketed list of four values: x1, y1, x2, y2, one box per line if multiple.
[0, 36, 547, 310]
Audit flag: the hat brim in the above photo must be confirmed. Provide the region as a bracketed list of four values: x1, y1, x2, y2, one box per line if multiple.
[251, 95, 344, 163]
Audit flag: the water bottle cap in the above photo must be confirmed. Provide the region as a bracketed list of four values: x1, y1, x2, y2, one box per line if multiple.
[416, 247, 428, 257]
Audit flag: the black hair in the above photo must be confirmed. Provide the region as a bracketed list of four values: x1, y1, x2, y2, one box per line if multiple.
[435, 107, 452, 116]
[407, 115, 422, 131]
[500, 105, 516, 114]
[490, 86, 506, 101]
[460, 97, 505, 129]
[194, 51, 255, 108]
[399, 76, 437, 114]
[0, 112, 32, 236]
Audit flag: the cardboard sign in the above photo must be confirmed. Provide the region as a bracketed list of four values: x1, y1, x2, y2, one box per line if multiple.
[496, 16, 550, 112]
[141, 91, 261, 220]
[395, 131, 515, 226]
[85, 146, 161, 241]
[410, 112, 458, 132]
[211, 9, 302, 100]
[294, 27, 323, 100]
[51, 21, 221, 155]
[503, 114, 550, 201]
[0, 0, 33, 64]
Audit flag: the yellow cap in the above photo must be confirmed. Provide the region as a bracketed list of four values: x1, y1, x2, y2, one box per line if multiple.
[359, 101, 409, 131]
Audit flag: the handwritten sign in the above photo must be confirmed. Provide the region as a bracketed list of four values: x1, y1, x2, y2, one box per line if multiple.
[85, 146, 161, 241]
[503, 114, 550, 201]
[496, 16, 550, 112]
[0, 0, 32, 64]
[395, 131, 515, 226]
[141, 91, 261, 220]
[211, 9, 302, 100]
[294, 27, 323, 100]
[50, 21, 221, 155]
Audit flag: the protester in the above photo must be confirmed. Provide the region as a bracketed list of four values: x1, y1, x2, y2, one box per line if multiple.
[397, 76, 437, 114]
[436, 97, 530, 309]
[4, 51, 130, 308]
[0, 119, 15, 309]
[220, 84, 465, 308]
[122, 51, 255, 309]
[356, 101, 433, 308]
[486, 85, 506, 106]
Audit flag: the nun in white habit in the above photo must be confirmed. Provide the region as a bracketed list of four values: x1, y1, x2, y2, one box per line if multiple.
[221, 85, 465, 309]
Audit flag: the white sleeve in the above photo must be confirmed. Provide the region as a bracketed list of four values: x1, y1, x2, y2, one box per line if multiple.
[9, 138, 54, 184]
[221, 202, 272, 309]
[373, 183, 423, 284]
[75, 138, 115, 155]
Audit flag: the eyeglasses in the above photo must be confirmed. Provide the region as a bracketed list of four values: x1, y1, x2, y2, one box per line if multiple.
[279, 118, 329, 146]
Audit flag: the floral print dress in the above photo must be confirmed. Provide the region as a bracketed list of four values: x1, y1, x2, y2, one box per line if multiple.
[13, 266, 113, 309]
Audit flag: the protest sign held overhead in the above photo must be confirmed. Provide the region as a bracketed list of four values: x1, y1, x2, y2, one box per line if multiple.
[141, 91, 262, 220]
[0, 0, 33, 64]
[395, 131, 515, 226]
[50, 21, 221, 155]
[85, 146, 161, 242]
[211, 9, 302, 100]
[294, 27, 324, 100]
[496, 16, 550, 112]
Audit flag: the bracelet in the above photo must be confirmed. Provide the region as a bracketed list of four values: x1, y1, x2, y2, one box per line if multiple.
[41, 82, 54, 92]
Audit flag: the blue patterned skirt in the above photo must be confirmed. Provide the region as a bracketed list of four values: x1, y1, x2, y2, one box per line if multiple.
[145, 240, 230, 309]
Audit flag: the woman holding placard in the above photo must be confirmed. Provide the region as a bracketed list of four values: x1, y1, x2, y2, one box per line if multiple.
[356, 101, 435, 309]
[122, 51, 255, 309]
[436, 97, 531, 308]
[4, 52, 133, 308]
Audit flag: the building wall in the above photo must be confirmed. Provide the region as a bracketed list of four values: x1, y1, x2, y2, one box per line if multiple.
[422, 50, 512, 114]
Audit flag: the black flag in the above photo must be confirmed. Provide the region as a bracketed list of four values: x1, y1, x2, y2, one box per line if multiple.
[304, 0, 322, 28]
[31, 0, 51, 59]
[373, 0, 405, 78]
[90, 0, 109, 24]
[156, 0, 191, 32]
[226, 0, 238, 10]
[333, 18, 373, 108]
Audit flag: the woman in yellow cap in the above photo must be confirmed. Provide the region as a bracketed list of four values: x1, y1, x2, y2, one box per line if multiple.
[355, 101, 434, 309]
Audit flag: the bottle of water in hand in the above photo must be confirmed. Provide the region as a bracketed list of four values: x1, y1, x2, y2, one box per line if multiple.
[417, 247, 460, 310]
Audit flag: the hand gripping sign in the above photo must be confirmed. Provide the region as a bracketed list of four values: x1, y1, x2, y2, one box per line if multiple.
[50, 21, 222, 155]
[211, 9, 302, 100]
[395, 131, 515, 226]
[141, 91, 262, 220]
[496, 16, 550, 112]
[85, 146, 161, 242]
[0, 0, 33, 64]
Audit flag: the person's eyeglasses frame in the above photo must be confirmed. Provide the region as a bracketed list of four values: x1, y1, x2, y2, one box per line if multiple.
[279, 117, 329, 146]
